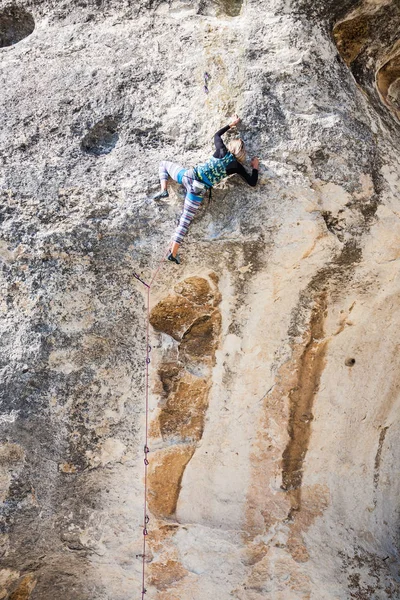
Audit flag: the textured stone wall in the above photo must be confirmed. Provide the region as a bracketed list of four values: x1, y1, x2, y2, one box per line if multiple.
[0, 0, 400, 598]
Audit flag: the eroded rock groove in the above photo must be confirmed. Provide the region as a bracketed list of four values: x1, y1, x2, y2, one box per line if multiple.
[281, 292, 328, 515]
[373, 425, 389, 505]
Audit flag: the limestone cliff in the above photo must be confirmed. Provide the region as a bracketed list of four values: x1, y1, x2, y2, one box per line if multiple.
[0, 0, 400, 598]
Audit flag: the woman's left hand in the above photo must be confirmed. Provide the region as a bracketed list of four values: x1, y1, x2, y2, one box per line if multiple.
[251, 157, 259, 170]
[229, 114, 241, 127]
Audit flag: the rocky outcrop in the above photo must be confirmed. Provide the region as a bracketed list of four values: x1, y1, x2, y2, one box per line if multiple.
[333, 0, 400, 123]
[0, 0, 400, 598]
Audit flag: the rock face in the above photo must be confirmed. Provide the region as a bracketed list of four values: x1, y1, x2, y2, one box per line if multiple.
[0, 0, 400, 598]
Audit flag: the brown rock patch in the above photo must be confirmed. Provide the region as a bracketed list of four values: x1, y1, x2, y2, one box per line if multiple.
[159, 375, 209, 441]
[157, 362, 183, 398]
[333, 15, 370, 65]
[148, 559, 188, 590]
[180, 312, 222, 363]
[241, 541, 269, 567]
[9, 574, 37, 600]
[148, 445, 196, 518]
[150, 295, 208, 341]
[147, 274, 221, 553]
[174, 276, 214, 305]
[58, 462, 78, 474]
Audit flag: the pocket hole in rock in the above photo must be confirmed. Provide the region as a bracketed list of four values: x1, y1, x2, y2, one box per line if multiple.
[0, 5, 35, 48]
[219, 0, 243, 17]
[345, 357, 356, 367]
[198, 0, 243, 17]
[81, 116, 120, 156]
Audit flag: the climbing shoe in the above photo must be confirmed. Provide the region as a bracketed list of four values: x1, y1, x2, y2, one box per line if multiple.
[167, 252, 181, 265]
[152, 190, 169, 201]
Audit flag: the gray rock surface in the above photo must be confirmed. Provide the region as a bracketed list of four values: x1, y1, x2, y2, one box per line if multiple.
[0, 0, 400, 598]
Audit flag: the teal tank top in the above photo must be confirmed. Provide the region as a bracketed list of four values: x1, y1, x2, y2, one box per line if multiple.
[195, 152, 235, 187]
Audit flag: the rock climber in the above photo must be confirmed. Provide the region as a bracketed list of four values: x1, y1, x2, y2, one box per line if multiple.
[152, 115, 259, 264]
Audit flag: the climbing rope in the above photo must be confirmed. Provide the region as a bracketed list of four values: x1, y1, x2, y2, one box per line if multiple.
[133, 241, 171, 598]
[134, 171, 211, 596]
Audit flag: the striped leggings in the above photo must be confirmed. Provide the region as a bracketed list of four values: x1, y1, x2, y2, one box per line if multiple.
[159, 161, 206, 245]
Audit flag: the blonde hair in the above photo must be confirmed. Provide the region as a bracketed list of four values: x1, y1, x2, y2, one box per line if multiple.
[227, 139, 246, 163]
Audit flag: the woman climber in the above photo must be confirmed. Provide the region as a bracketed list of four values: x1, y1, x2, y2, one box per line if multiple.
[152, 115, 259, 264]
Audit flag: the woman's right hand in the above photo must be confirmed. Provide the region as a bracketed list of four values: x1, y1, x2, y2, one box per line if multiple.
[251, 157, 259, 170]
[229, 114, 241, 127]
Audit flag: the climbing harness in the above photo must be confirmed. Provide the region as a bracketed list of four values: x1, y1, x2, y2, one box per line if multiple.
[166, 169, 212, 207]
[133, 242, 171, 598]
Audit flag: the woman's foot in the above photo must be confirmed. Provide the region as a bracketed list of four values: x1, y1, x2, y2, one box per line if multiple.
[167, 252, 181, 265]
[152, 190, 169, 201]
